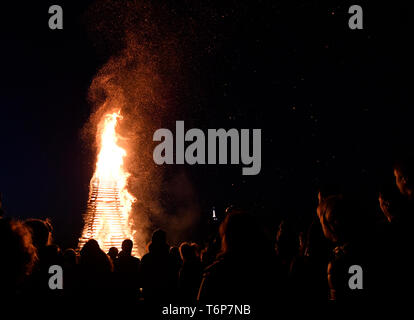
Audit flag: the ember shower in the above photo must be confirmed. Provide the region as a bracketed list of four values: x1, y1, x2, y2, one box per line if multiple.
[78, 1, 203, 256]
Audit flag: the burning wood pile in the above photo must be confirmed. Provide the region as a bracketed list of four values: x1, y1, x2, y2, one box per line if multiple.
[78, 111, 137, 256]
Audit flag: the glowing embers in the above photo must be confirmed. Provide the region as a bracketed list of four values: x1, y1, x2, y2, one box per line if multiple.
[78, 111, 137, 256]
[78, 178, 135, 255]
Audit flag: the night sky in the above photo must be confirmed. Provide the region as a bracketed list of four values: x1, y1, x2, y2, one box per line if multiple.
[1, 1, 413, 248]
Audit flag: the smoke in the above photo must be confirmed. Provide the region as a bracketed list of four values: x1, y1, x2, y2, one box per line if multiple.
[82, 0, 208, 256]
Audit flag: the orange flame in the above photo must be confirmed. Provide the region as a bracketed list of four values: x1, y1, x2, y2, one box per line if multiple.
[79, 110, 137, 256]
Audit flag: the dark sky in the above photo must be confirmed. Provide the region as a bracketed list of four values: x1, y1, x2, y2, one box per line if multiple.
[1, 0, 413, 247]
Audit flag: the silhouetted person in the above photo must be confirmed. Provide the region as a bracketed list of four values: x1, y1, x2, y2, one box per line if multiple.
[178, 242, 202, 302]
[64, 248, 78, 266]
[139, 229, 177, 301]
[394, 157, 414, 201]
[392, 157, 414, 234]
[378, 184, 404, 224]
[170, 246, 183, 282]
[191, 242, 200, 257]
[23, 219, 56, 296]
[370, 158, 414, 299]
[78, 239, 113, 297]
[24, 218, 52, 249]
[318, 195, 367, 300]
[274, 220, 298, 278]
[198, 210, 283, 308]
[200, 235, 221, 269]
[292, 218, 332, 299]
[288, 189, 335, 300]
[108, 246, 118, 264]
[114, 239, 140, 299]
[62, 248, 78, 296]
[391, 156, 414, 234]
[80, 239, 112, 272]
[0, 218, 37, 297]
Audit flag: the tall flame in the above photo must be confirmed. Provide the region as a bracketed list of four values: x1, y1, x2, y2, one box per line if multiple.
[78, 110, 137, 256]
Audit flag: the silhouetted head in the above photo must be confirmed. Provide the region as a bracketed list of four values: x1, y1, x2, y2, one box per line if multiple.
[318, 195, 358, 244]
[148, 229, 169, 255]
[79, 239, 112, 271]
[121, 239, 133, 255]
[190, 242, 200, 257]
[80, 239, 101, 257]
[108, 246, 119, 260]
[63, 248, 78, 266]
[24, 218, 52, 250]
[170, 246, 180, 258]
[0, 218, 37, 292]
[42, 244, 62, 265]
[152, 229, 167, 246]
[179, 242, 197, 263]
[394, 156, 414, 199]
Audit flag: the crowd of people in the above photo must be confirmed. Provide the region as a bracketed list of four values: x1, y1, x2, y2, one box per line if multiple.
[1, 157, 414, 303]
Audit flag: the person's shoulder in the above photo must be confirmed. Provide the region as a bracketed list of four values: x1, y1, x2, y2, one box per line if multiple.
[140, 252, 151, 263]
